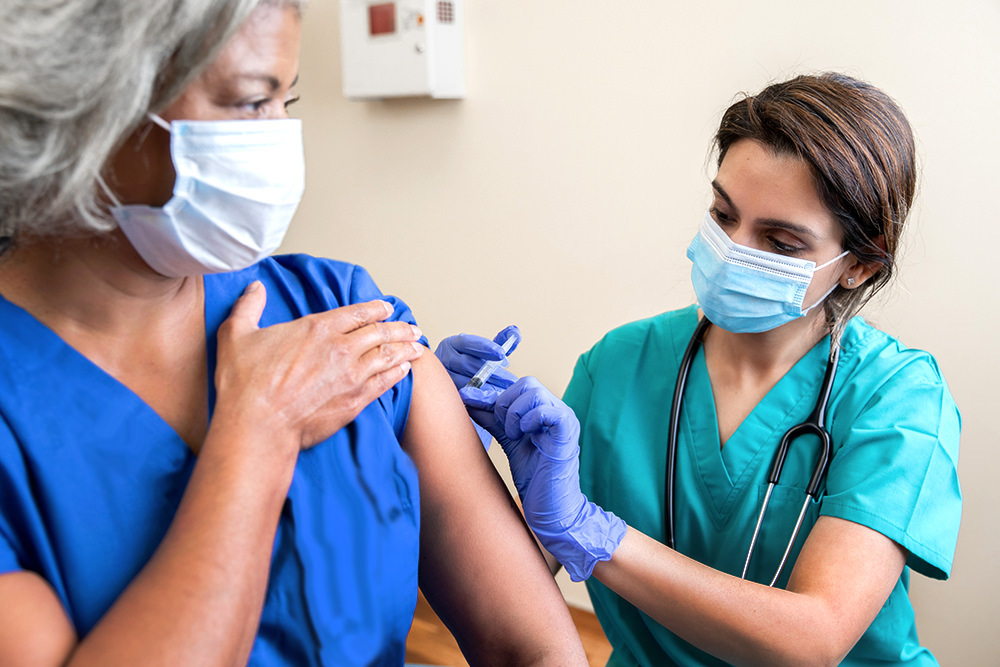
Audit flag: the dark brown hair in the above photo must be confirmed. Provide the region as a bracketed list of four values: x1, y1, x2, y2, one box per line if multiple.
[714, 72, 917, 341]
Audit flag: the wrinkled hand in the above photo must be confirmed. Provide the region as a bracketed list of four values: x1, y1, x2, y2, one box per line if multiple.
[435, 325, 520, 448]
[483, 377, 627, 582]
[214, 281, 425, 451]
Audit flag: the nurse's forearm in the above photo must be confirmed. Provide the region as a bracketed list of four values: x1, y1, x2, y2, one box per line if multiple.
[593, 528, 828, 666]
[67, 419, 299, 667]
[592, 522, 903, 667]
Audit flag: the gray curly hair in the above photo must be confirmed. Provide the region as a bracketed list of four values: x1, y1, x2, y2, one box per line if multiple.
[0, 0, 303, 255]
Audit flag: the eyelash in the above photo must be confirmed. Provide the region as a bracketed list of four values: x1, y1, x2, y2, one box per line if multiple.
[242, 98, 271, 115]
[710, 206, 804, 255]
[709, 206, 732, 224]
[241, 94, 301, 116]
[767, 238, 799, 254]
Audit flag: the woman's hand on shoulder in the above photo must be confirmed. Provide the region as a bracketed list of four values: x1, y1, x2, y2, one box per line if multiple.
[213, 281, 424, 452]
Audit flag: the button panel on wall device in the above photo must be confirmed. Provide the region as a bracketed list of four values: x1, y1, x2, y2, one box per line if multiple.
[340, 0, 466, 100]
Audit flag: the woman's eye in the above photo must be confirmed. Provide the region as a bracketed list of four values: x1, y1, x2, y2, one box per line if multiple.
[284, 94, 301, 110]
[709, 206, 734, 224]
[767, 236, 803, 254]
[240, 98, 270, 113]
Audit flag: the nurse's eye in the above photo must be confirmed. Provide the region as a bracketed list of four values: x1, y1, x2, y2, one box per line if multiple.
[709, 206, 735, 225]
[284, 94, 301, 110]
[767, 235, 805, 255]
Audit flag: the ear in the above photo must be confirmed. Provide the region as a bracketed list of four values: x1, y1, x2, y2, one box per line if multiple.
[839, 235, 885, 290]
[105, 119, 174, 207]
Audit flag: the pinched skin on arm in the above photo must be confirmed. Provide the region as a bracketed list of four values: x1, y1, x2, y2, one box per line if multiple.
[0, 283, 424, 666]
[401, 352, 589, 667]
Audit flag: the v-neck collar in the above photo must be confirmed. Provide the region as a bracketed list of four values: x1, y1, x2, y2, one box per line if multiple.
[680, 332, 830, 524]
[0, 284, 214, 459]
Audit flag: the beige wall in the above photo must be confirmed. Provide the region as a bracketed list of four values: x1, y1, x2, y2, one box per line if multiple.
[284, 1, 1000, 663]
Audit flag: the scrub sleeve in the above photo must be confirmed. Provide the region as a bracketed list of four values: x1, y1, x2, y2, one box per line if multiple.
[565, 305, 961, 667]
[0, 254, 426, 667]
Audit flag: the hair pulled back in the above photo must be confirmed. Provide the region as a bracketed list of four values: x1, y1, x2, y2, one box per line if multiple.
[715, 72, 917, 341]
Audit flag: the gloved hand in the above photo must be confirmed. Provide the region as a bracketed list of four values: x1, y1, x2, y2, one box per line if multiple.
[434, 325, 521, 448]
[475, 377, 627, 582]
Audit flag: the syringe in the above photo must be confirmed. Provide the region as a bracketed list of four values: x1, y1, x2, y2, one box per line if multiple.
[465, 334, 517, 389]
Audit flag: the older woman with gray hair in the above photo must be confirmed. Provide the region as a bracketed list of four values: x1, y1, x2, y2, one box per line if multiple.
[0, 1, 588, 665]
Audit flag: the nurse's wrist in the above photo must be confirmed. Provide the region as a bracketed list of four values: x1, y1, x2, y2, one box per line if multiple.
[538, 501, 627, 582]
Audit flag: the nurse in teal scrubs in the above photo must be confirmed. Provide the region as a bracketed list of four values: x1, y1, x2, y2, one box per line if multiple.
[438, 73, 961, 666]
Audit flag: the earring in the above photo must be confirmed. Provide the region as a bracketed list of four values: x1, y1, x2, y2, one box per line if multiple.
[846, 277, 856, 286]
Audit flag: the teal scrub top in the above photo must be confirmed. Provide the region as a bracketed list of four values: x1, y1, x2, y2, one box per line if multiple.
[564, 305, 961, 667]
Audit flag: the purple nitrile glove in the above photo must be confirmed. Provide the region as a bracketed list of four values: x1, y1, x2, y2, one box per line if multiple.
[434, 325, 521, 449]
[475, 377, 626, 582]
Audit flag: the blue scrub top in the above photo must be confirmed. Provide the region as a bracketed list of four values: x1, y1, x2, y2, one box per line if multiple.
[0, 254, 425, 666]
[565, 305, 961, 667]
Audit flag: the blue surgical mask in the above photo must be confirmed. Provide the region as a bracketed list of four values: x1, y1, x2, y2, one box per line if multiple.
[686, 211, 848, 333]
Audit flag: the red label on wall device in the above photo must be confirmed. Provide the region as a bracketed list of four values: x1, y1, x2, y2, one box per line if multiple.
[369, 3, 396, 36]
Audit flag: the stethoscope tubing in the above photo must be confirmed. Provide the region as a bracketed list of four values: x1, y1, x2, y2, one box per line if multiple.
[664, 316, 712, 550]
[665, 316, 839, 586]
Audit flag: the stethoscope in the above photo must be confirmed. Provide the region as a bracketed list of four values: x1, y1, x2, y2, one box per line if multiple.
[664, 316, 840, 587]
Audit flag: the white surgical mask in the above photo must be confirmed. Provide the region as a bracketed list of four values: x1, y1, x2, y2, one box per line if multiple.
[110, 113, 305, 277]
[687, 211, 849, 333]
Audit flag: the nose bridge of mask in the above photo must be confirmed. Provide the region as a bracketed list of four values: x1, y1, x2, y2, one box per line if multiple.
[702, 212, 848, 280]
[154, 116, 305, 203]
[701, 213, 814, 284]
[691, 217, 809, 309]
[147, 112, 304, 152]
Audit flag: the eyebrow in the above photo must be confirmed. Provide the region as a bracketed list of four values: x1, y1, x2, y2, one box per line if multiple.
[711, 180, 821, 240]
[236, 72, 300, 90]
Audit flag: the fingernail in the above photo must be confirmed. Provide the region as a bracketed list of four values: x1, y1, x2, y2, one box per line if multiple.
[381, 300, 394, 316]
[411, 341, 425, 355]
[411, 325, 423, 339]
[243, 281, 261, 294]
[400, 361, 412, 374]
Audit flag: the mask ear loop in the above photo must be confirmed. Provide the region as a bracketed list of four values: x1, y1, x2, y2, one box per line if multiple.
[801, 250, 850, 314]
[99, 113, 172, 210]
[147, 113, 172, 132]
[96, 174, 122, 208]
[813, 250, 850, 273]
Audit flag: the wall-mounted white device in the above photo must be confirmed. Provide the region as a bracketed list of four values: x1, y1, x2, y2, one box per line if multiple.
[339, 0, 465, 100]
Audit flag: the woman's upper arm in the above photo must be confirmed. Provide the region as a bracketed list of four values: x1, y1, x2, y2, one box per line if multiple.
[0, 571, 77, 666]
[400, 352, 587, 665]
